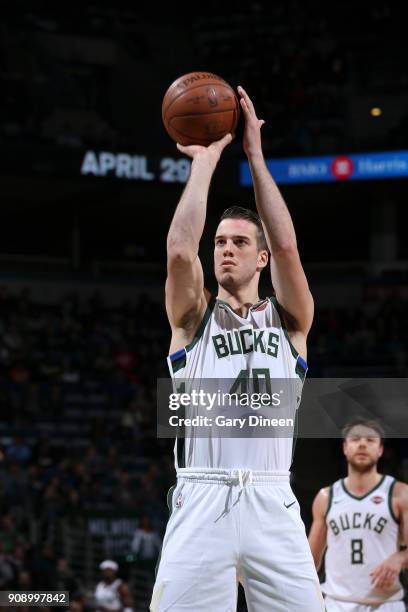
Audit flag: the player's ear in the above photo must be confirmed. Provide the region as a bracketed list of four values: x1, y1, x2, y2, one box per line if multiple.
[257, 249, 269, 270]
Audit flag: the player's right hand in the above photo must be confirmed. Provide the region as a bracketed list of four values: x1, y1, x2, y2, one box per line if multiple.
[370, 553, 402, 589]
[176, 133, 233, 165]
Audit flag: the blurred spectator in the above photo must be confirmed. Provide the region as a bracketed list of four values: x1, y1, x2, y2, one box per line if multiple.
[28, 543, 57, 589]
[130, 515, 161, 563]
[94, 560, 133, 612]
[0, 514, 24, 553]
[55, 557, 82, 597]
[5, 437, 32, 464]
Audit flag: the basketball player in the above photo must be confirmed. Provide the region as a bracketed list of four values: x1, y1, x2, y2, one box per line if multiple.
[95, 560, 133, 612]
[308, 417, 408, 611]
[150, 86, 325, 611]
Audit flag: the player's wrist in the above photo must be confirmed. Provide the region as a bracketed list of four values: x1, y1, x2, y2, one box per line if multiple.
[246, 148, 265, 165]
[395, 549, 408, 568]
[191, 154, 218, 173]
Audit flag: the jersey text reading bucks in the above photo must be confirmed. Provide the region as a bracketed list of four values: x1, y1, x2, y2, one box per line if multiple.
[167, 296, 307, 472]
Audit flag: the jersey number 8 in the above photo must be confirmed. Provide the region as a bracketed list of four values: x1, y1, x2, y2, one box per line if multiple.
[351, 539, 364, 564]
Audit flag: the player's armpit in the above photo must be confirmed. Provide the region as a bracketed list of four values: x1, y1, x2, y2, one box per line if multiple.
[308, 487, 329, 571]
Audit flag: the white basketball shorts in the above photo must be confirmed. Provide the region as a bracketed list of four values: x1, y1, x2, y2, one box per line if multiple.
[150, 468, 325, 612]
[324, 595, 405, 612]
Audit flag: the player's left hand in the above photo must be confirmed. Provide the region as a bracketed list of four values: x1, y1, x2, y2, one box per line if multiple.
[370, 552, 403, 589]
[237, 85, 265, 159]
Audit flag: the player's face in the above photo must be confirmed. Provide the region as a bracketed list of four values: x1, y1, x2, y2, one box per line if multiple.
[343, 426, 383, 473]
[214, 218, 267, 289]
[102, 569, 116, 582]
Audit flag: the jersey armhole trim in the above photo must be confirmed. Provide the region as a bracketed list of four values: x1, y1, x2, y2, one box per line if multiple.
[269, 296, 308, 380]
[325, 485, 333, 517]
[388, 478, 400, 524]
[185, 293, 216, 353]
[168, 294, 216, 374]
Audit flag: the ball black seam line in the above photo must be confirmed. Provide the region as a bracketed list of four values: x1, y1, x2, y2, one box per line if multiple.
[162, 82, 237, 120]
[167, 111, 236, 144]
[169, 108, 237, 119]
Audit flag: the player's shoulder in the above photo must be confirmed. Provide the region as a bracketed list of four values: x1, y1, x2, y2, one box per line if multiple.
[312, 485, 332, 517]
[391, 479, 408, 500]
[168, 288, 214, 354]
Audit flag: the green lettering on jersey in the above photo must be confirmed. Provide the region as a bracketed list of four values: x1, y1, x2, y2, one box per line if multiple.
[267, 332, 279, 357]
[240, 329, 253, 354]
[363, 513, 374, 530]
[329, 519, 340, 536]
[227, 330, 242, 355]
[212, 334, 229, 358]
[253, 368, 272, 395]
[352, 512, 361, 528]
[374, 517, 388, 534]
[229, 369, 248, 395]
[253, 330, 265, 353]
[339, 514, 351, 530]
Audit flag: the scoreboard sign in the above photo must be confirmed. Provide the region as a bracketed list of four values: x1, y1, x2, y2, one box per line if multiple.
[80, 151, 191, 183]
[240, 150, 408, 186]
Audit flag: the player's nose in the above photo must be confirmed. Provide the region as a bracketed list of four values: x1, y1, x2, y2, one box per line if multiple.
[223, 241, 234, 256]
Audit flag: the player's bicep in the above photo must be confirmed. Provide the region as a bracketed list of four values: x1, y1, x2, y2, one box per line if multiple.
[166, 253, 205, 329]
[270, 247, 314, 336]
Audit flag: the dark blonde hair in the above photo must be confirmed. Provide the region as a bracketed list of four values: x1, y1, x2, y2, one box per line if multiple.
[220, 206, 268, 252]
[342, 417, 385, 443]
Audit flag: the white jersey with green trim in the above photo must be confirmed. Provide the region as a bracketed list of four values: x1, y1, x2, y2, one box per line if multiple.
[167, 295, 307, 471]
[322, 474, 403, 605]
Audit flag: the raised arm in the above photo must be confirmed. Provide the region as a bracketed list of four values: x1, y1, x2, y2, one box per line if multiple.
[166, 134, 232, 352]
[237, 86, 314, 346]
[308, 487, 329, 571]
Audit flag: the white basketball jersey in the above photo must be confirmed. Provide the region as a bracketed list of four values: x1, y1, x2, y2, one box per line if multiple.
[167, 296, 307, 471]
[322, 475, 403, 604]
[95, 578, 123, 611]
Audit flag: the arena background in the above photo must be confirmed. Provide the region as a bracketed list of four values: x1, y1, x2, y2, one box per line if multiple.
[0, 1, 407, 610]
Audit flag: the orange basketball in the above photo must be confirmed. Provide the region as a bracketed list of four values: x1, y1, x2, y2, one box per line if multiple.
[162, 71, 240, 146]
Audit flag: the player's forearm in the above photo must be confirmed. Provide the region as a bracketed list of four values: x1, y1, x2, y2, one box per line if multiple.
[308, 539, 324, 571]
[167, 157, 216, 258]
[248, 154, 297, 253]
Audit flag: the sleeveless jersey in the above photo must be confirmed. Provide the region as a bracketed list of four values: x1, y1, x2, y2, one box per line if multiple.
[95, 578, 123, 611]
[167, 296, 308, 471]
[322, 475, 403, 604]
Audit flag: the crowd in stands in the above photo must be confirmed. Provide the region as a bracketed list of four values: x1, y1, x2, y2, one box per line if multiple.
[0, 283, 407, 602]
[309, 289, 408, 375]
[1, 1, 407, 155]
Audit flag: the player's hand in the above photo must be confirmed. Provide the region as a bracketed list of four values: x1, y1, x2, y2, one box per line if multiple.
[176, 133, 233, 166]
[370, 553, 403, 589]
[237, 85, 265, 159]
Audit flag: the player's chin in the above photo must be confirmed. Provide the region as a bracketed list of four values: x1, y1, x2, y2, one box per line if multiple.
[350, 457, 376, 471]
[217, 273, 237, 289]
[216, 269, 235, 282]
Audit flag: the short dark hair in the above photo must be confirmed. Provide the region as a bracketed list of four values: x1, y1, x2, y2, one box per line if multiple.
[342, 417, 385, 443]
[220, 206, 268, 252]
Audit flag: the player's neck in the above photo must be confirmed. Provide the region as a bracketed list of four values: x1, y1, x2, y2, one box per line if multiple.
[217, 287, 260, 317]
[345, 468, 382, 496]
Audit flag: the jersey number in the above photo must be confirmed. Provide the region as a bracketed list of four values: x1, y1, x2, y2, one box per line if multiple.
[351, 539, 364, 564]
[229, 368, 272, 395]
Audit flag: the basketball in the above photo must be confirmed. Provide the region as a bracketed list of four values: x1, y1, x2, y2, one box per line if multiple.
[162, 71, 240, 146]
